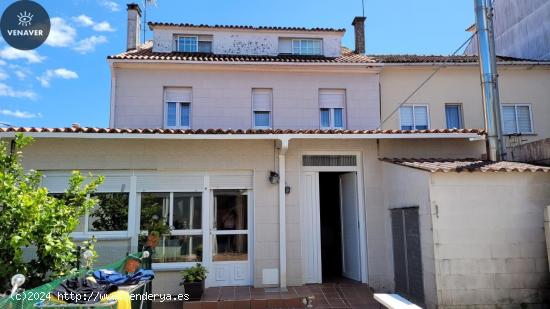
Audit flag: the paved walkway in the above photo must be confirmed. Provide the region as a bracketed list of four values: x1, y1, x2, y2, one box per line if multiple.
[184, 278, 379, 308]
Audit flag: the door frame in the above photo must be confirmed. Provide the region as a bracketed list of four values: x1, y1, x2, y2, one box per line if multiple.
[299, 151, 368, 284]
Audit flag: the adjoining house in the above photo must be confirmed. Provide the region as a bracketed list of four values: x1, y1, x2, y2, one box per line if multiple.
[2, 3, 550, 308]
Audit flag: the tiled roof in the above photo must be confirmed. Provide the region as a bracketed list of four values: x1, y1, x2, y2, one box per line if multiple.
[148, 22, 346, 33]
[108, 44, 546, 64]
[381, 158, 550, 173]
[108, 43, 378, 63]
[0, 127, 486, 136]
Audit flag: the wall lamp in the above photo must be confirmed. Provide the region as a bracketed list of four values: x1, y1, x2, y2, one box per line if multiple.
[269, 171, 280, 184]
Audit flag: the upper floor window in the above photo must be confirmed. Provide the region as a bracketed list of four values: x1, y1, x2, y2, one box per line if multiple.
[445, 104, 463, 129]
[176, 35, 213, 53]
[292, 39, 322, 55]
[319, 89, 345, 129]
[165, 88, 192, 128]
[502, 104, 533, 134]
[252, 89, 272, 129]
[400, 105, 429, 130]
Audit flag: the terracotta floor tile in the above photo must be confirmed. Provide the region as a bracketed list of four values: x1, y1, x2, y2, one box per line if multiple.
[200, 301, 218, 309]
[250, 299, 267, 309]
[185, 302, 203, 309]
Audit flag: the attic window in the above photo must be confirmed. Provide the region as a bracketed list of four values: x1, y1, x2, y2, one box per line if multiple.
[176, 35, 212, 53]
[292, 39, 322, 55]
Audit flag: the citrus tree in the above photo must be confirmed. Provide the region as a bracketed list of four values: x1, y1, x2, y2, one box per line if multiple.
[0, 134, 104, 289]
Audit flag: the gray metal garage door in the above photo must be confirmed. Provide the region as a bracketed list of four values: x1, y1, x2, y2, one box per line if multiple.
[390, 207, 424, 305]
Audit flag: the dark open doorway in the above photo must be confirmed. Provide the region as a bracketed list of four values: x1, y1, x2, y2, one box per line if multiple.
[319, 171, 362, 282]
[319, 172, 343, 280]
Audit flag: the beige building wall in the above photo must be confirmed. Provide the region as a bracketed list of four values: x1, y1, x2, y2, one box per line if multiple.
[380, 65, 550, 149]
[430, 172, 550, 307]
[382, 162, 438, 308]
[111, 64, 380, 131]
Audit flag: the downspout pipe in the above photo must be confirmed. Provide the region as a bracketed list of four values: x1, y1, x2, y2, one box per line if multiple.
[278, 138, 289, 290]
[475, 0, 504, 161]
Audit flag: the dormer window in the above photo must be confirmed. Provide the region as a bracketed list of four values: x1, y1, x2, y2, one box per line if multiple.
[292, 39, 322, 55]
[176, 35, 213, 53]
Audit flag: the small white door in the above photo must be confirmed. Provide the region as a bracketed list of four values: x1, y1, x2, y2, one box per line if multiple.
[302, 172, 322, 283]
[339, 172, 361, 281]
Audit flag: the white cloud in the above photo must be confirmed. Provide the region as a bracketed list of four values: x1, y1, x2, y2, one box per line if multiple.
[37, 68, 79, 87]
[45, 17, 77, 47]
[73, 15, 94, 27]
[0, 59, 6, 66]
[100, 0, 120, 12]
[0, 47, 44, 64]
[14, 70, 26, 80]
[73, 15, 115, 32]
[93, 21, 115, 32]
[0, 71, 8, 81]
[72, 35, 107, 54]
[0, 109, 41, 119]
[0, 83, 36, 99]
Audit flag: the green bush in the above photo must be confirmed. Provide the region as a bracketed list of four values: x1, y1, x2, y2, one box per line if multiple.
[0, 134, 104, 290]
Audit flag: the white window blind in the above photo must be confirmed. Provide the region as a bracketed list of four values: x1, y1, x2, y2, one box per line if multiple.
[252, 89, 272, 111]
[502, 104, 533, 134]
[165, 88, 192, 102]
[400, 107, 414, 129]
[414, 106, 428, 129]
[319, 89, 345, 108]
[400, 105, 429, 130]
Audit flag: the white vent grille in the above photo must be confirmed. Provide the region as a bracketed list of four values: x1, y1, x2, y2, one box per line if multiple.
[303, 155, 357, 167]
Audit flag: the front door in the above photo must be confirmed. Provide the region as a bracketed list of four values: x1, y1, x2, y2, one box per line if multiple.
[208, 189, 251, 286]
[339, 172, 361, 281]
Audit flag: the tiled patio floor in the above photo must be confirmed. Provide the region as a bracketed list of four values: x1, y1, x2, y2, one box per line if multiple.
[184, 278, 380, 308]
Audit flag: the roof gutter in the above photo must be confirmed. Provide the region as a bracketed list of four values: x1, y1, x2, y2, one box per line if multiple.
[0, 132, 485, 141]
[379, 61, 550, 67]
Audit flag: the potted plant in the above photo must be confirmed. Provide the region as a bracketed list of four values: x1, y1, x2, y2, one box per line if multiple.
[144, 215, 172, 249]
[180, 263, 208, 301]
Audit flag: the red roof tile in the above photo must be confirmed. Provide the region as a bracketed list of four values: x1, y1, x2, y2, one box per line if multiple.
[108, 44, 547, 64]
[148, 22, 346, 33]
[381, 158, 550, 173]
[0, 127, 486, 136]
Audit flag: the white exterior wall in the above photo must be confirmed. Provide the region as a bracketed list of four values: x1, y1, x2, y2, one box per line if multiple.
[430, 172, 550, 308]
[152, 27, 343, 57]
[382, 162, 438, 308]
[112, 64, 380, 130]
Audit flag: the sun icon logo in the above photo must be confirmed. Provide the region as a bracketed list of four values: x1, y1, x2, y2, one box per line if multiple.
[17, 11, 33, 27]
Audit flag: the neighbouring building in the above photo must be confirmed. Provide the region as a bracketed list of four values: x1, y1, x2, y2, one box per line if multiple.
[2, 3, 550, 308]
[464, 0, 550, 60]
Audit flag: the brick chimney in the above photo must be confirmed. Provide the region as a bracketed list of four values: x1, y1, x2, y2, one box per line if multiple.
[126, 3, 141, 51]
[352, 16, 366, 54]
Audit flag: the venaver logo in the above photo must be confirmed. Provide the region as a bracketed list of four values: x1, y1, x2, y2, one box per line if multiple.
[0, 0, 50, 50]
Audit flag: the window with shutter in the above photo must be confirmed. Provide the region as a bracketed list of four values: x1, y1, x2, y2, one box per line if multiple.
[164, 88, 192, 128]
[400, 105, 429, 130]
[319, 89, 346, 129]
[501, 104, 533, 134]
[252, 89, 272, 128]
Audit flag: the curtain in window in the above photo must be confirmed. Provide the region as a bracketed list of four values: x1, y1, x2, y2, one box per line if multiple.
[414, 106, 428, 129]
[445, 105, 461, 129]
[516, 106, 532, 133]
[181, 103, 190, 127]
[320, 108, 330, 128]
[400, 106, 414, 130]
[502, 106, 517, 134]
[334, 108, 343, 128]
[167, 102, 177, 127]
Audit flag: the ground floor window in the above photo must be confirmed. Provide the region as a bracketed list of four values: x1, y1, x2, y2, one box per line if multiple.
[140, 192, 203, 263]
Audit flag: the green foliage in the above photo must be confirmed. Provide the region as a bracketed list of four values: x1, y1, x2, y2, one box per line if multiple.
[80, 236, 98, 270]
[90, 193, 129, 231]
[0, 134, 104, 290]
[181, 263, 208, 283]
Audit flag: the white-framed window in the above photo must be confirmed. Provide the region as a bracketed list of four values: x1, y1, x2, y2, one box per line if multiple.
[164, 88, 192, 128]
[399, 105, 429, 130]
[501, 104, 533, 134]
[445, 103, 463, 129]
[176, 35, 212, 53]
[140, 192, 203, 264]
[292, 39, 322, 55]
[319, 89, 345, 129]
[252, 88, 272, 128]
[56, 192, 130, 237]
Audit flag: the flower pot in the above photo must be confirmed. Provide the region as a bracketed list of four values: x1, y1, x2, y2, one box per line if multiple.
[124, 258, 141, 273]
[146, 234, 160, 248]
[183, 280, 205, 301]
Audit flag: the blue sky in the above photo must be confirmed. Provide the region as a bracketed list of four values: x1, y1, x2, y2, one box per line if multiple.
[0, 0, 474, 128]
